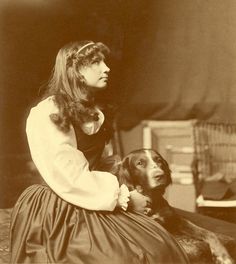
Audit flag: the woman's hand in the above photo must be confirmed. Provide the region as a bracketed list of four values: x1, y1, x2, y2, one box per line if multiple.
[129, 190, 152, 214]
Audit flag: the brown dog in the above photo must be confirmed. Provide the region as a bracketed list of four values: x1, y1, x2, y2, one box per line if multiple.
[114, 149, 235, 264]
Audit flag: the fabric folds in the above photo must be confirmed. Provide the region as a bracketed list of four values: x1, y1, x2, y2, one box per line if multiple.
[10, 184, 189, 264]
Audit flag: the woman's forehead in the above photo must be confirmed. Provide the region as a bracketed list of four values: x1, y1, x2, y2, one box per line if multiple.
[82, 51, 105, 63]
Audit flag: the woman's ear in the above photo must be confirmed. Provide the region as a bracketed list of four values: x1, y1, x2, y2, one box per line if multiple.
[116, 157, 135, 190]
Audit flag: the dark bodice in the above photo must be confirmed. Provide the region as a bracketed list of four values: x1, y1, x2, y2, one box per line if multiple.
[73, 123, 107, 170]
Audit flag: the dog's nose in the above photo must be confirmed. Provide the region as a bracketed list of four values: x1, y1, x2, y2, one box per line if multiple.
[152, 166, 163, 174]
[150, 162, 158, 168]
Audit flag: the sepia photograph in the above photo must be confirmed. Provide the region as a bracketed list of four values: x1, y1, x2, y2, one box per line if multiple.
[1, 0, 236, 263]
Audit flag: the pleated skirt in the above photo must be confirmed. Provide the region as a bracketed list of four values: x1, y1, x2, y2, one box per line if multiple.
[10, 184, 189, 264]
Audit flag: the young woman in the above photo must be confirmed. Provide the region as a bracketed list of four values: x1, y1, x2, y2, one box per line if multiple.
[10, 40, 189, 263]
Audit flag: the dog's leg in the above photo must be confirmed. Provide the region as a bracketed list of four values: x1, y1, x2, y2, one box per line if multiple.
[174, 235, 213, 264]
[179, 218, 234, 264]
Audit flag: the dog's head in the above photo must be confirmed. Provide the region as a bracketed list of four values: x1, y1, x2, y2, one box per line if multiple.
[117, 149, 172, 195]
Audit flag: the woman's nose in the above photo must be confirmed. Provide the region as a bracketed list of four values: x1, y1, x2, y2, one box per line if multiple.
[102, 61, 110, 72]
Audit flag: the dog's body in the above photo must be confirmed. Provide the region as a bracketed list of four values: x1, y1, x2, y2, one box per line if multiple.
[114, 149, 235, 264]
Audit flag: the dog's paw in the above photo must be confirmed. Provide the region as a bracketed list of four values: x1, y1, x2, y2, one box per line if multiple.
[214, 253, 234, 264]
[144, 207, 153, 216]
[151, 212, 165, 224]
[216, 233, 236, 254]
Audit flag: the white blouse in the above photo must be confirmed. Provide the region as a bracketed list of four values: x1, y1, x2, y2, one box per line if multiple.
[26, 96, 128, 211]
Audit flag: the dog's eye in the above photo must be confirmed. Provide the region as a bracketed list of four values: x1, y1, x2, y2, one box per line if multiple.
[153, 156, 161, 163]
[136, 160, 145, 166]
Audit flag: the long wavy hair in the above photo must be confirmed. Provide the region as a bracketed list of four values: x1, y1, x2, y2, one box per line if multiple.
[42, 40, 114, 139]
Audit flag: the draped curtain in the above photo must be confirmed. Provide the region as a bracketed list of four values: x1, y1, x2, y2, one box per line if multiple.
[118, 0, 236, 130]
[1, 0, 236, 150]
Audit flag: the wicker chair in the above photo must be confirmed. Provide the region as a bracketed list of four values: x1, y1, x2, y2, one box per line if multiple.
[192, 121, 236, 223]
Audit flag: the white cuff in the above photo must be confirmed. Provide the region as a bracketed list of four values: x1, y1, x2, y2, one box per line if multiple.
[117, 184, 130, 211]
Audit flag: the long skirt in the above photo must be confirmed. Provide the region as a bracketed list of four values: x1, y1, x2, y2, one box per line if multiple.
[10, 184, 189, 264]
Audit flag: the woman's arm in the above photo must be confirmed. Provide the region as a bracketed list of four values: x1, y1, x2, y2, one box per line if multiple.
[26, 97, 127, 211]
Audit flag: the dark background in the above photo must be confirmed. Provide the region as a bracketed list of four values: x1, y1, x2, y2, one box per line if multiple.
[1, 0, 236, 207]
[0, 0, 131, 155]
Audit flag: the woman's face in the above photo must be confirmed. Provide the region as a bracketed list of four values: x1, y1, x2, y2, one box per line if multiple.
[79, 59, 110, 89]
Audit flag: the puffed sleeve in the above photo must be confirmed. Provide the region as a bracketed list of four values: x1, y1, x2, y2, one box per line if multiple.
[26, 97, 121, 211]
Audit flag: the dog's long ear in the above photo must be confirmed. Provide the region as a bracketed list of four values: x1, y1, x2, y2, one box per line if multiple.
[116, 156, 135, 191]
[154, 150, 172, 186]
[160, 156, 172, 186]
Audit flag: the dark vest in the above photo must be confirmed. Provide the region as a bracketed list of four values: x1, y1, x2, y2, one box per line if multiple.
[73, 123, 107, 170]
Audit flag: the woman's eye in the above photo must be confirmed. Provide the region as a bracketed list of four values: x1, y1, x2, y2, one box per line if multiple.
[92, 59, 100, 65]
